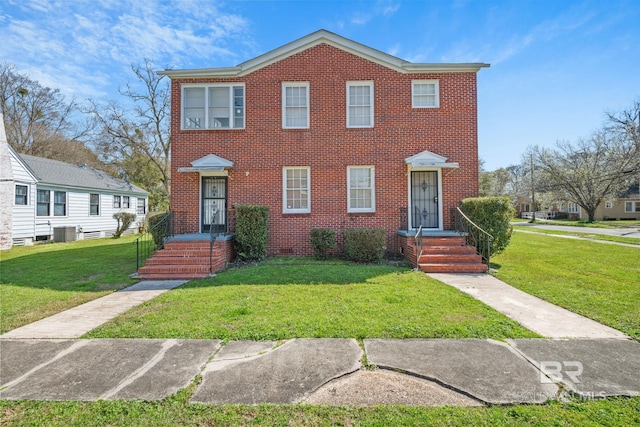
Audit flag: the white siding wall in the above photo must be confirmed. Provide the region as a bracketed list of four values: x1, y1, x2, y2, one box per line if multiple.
[34, 189, 147, 238]
[10, 153, 38, 240]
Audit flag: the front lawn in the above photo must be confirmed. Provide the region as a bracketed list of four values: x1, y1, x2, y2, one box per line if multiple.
[86, 259, 537, 340]
[0, 236, 138, 334]
[493, 231, 640, 339]
[2, 397, 639, 426]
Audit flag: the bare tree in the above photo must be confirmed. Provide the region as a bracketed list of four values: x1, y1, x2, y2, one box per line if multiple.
[531, 104, 640, 222]
[87, 60, 170, 210]
[0, 63, 92, 159]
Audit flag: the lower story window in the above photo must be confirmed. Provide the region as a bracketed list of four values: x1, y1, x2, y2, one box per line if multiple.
[625, 201, 640, 213]
[283, 167, 310, 213]
[137, 198, 146, 214]
[37, 190, 50, 216]
[90, 193, 100, 215]
[568, 202, 579, 214]
[54, 191, 66, 216]
[348, 166, 375, 213]
[15, 185, 28, 205]
[123, 196, 130, 208]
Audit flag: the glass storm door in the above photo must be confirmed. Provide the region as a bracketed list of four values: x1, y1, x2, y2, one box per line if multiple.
[411, 171, 439, 229]
[201, 177, 227, 234]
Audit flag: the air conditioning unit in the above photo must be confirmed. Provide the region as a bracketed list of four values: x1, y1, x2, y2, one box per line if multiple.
[53, 226, 77, 242]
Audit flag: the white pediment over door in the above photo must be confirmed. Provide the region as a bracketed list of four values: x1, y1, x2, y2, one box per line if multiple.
[405, 150, 459, 168]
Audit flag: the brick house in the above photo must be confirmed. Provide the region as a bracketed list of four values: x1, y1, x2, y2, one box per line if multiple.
[139, 30, 489, 279]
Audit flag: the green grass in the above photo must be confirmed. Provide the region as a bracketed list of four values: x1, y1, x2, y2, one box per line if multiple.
[492, 232, 640, 339]
[86, 259, 537, 340]
[2, 397, 639, 426]
[513, 225, 640, 245]
[516, 218, 640, 229]
[0, 236, 139, 333]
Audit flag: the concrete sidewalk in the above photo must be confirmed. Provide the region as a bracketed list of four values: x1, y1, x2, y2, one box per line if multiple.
[1, 338, 638, 405]
[0, 281, 186, 339]
[428, 273, 628, 339]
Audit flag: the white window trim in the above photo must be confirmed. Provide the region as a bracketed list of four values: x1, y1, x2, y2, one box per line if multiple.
[412, 80, 440, 108]
[36, 189, 50, 217]
[282, 82, 309, 129]
[605, 201, 613, 209]
[181, 83, 245, 130]
[347, 166, 375, 213]
[90, 193, 100, 216]
[346, 81, 374, 128]
[15, 184, 28, 206]
[53, 190, 67, 217]
[625, 201, 637, 213]
[568, 202, 579, 214]
[283, 166, 311, 214]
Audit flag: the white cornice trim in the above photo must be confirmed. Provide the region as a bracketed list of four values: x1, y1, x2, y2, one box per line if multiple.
[158, 29, 490, 79]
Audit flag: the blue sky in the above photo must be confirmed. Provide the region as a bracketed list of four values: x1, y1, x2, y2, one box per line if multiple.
[1, 0, 638, 170]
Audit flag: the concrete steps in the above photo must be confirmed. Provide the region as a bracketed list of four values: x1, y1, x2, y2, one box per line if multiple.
[418, 236, 488, 273]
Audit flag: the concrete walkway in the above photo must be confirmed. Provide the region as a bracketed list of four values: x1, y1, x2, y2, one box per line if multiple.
[0, 280, 185, 339]
[428, 273, 628, 339]
[1, 338, 638, 404]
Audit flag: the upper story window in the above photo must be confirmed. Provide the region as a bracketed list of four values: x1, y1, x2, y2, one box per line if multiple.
[347, 166, 375, 213]
[412, 80, 440, 108]
[347, 81, 373, 128]
[283, 167, 310, 214]
[15, 185, 28, 205]
[53, 191, 66, 216]
[90, 193, 100, 216]
[282, 82, 309, 129]
[37, 190, 50, 216]
[182, 84, 245, 130]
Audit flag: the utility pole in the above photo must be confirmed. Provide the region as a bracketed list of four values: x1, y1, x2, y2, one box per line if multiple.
[530, 152, 536, 223]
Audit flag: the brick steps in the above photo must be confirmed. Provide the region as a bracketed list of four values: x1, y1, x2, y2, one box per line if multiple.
[417, 236, 488, 274]
[137, 240, 214, 280]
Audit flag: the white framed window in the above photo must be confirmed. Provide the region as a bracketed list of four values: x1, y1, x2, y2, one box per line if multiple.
[53, 191, 66, 216]
[283, 167, 310, 214]
[283, 82, 309, 129]
[90, 193, 100, 216]
[15, 185, 28, 205]
[37, 190, 50, 216]
[412, 80, 440, 108]
[123, 196, 130, 209]
[137, 198, 146, 215]
[568, 202, 579, 214]
[625, 201, 640, 213]
[347, 81, 373, 128]
[182, 84, 245, 130]
[605, 201, 613, 209]
[348, 166, 375, 213]
[113, 195, 121, 209]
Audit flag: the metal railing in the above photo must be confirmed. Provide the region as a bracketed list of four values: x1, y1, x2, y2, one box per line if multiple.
[414, 225, 423, 261]
[454, 207, 493, 265]
[134, 211, 171, 271]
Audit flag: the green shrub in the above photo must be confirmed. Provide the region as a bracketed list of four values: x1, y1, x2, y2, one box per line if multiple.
[112, 212, 137, 238]
[460, 197, 514, 257]
[148, 212, 169, 248]
[310, 228, 336, 260]
[234, 205, 269, 260]
[344, 228, 386, 263]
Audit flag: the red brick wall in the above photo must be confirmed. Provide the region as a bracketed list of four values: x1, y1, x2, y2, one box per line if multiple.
[170, 43, 480, 256]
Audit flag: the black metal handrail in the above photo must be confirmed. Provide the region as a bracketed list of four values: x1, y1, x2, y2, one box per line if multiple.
[454, 207, 493, 265]
[414, 225, 423, 261]
[134, 211, 171, 271]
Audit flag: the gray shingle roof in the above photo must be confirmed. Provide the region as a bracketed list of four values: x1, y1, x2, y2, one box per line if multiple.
[19, 153, 148, 195]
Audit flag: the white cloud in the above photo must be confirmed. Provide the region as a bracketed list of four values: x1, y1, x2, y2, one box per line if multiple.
[0, 0, 253, 101]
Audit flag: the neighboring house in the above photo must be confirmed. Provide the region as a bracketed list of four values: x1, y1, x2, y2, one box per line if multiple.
[148, 30, 489, 276]
[575, 183, 640, 221]
[2, 143, 149, 247]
